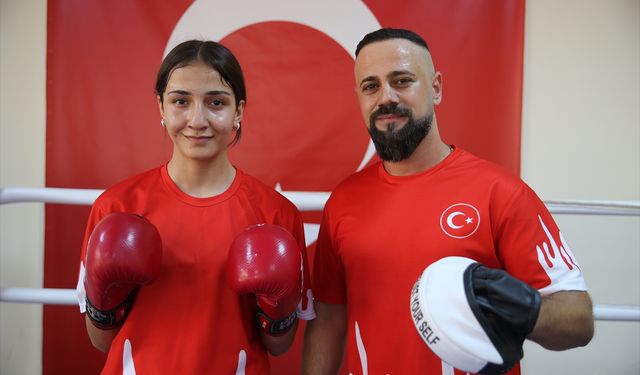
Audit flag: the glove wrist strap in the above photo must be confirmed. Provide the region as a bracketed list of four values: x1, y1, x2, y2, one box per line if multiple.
[85, 288, 138, 330]
[256, 307, 298, 336]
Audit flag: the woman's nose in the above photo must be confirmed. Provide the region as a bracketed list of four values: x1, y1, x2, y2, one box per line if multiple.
[187, 103, 208, 129]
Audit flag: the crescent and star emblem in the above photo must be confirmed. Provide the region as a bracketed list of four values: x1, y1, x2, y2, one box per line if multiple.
[440, 204, 480, 239]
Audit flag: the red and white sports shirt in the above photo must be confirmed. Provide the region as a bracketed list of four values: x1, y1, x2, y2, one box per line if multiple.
[313, 147, 586, 375]
[76, 165, 315, 374]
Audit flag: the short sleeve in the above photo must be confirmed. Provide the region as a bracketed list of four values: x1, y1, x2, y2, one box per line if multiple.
[291, 210, 316, 320]
[311, 206, 347, 304]
[493, 184, 588, 295]
[76, 198, 110, 312]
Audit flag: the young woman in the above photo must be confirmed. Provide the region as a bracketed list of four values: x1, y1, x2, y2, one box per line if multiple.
[76, 40, 314, 374]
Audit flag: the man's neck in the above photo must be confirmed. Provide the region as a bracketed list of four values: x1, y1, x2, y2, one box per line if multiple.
[382, 134, 451, 177]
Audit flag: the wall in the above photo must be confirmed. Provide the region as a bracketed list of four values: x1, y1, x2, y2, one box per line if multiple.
[0, 0, 638, 373]
[520, 0, 640, 373]
[0, 1, 46, 375]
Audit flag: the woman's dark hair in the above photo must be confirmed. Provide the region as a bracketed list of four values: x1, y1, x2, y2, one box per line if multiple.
[155, 40, 246, 145]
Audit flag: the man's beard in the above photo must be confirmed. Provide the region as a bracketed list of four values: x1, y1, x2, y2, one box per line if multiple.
[368, 104, 433, 162]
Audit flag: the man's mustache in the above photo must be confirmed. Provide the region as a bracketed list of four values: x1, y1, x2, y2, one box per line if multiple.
[370, 104, 413, 125]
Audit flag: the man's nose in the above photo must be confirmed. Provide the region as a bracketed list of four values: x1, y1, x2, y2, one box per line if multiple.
[378, 83, 400, 107]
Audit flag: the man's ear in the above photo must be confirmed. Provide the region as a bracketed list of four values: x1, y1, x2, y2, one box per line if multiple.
[432, 72, 443, 105]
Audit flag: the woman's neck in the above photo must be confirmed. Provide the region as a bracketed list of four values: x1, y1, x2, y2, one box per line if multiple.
[166, 154, 236, 198]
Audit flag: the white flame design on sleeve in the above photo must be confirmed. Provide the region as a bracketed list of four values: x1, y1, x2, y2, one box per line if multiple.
[123, 339, 137, 375]
[235, 350, 246, 375]
[535, 215, 587, 294]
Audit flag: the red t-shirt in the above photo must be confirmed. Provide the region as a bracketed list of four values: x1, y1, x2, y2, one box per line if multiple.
[76, 165, 315, 374]
[313, 147, 586, 375]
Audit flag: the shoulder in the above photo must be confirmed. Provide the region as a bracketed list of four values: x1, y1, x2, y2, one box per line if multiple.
[451, 149, 546, 219]
[93, 166, 163, 209]
[237, 170, 299, 214]
[326, 162, 380, 204]
[236, 171, 303, 236]
[451, 148, 527, 193]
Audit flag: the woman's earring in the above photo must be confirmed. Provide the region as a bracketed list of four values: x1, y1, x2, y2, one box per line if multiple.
[161, 119, 166, 127]
[233, 121, 241, 131]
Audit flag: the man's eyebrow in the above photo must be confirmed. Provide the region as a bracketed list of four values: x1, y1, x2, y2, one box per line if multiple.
[359, 70, 417, 87]
[388, 70, 416, 79]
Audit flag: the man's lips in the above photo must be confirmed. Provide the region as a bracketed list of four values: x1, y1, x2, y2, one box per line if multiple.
[376, 114, 406, 120]
[375, 114, 407, 126]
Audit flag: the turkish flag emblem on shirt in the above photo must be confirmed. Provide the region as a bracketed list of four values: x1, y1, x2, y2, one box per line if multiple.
[440, 203, 481, 239]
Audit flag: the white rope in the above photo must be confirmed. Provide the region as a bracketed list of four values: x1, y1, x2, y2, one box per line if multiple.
[282, 191, 331, 212]
[0, 288, 77, 305]
[1, 287, 638, 321]
[0, 187, 330, 212]
[593, 304, 640, 322]
[1, 187, 639, 215]
[2, 188, 639, 320]
[0, 187, 102, 205]
[545, 200, 640, 216]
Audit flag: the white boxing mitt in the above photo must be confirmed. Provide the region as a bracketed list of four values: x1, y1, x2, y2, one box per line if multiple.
[410, 257, 540, 374]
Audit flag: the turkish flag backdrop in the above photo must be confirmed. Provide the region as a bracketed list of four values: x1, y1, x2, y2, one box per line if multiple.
[45, 1, 524, 373]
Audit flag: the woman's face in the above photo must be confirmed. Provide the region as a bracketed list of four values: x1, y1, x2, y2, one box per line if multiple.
[158, 61, 244, 163]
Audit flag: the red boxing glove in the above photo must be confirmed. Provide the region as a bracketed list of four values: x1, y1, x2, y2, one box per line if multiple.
[227, 224, 303, 336]
[84, 212, 162, 329]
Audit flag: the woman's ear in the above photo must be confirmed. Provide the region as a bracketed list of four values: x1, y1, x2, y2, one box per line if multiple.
[157, 95, 164, 118]
[235, 100, 246, 124]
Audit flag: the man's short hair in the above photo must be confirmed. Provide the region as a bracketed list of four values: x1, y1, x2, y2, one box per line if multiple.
[355, 28, 430, 57]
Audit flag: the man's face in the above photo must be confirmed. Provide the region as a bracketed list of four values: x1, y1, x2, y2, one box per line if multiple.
[354, 39, 441, 161]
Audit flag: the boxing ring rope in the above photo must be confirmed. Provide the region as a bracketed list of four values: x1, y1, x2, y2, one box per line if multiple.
[2, 187, 640, 215]
[1, 187, 639, 322]
[0, 187, 331, 212]
[0, 287, 637, 321]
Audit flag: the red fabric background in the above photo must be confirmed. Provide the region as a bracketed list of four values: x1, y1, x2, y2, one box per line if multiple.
[44, 1, 524, 373]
